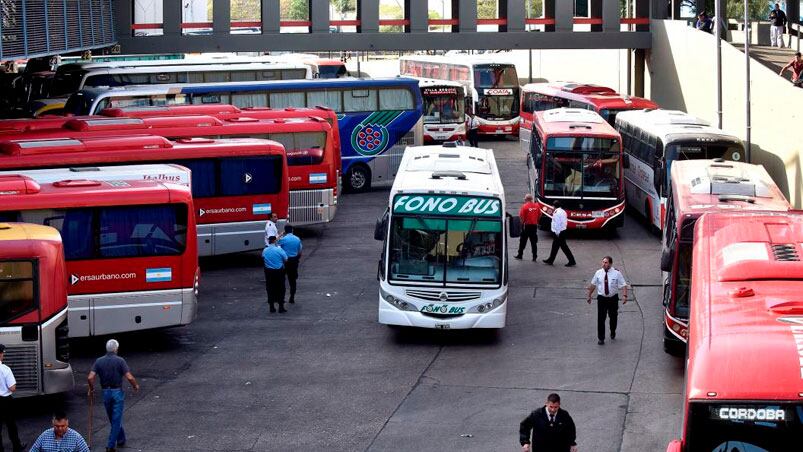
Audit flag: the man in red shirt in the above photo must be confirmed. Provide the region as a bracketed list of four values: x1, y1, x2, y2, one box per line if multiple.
[780, 52, 803, 86]
[515, 194, 541, 260]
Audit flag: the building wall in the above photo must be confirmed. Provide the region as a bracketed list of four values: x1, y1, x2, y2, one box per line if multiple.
[647, 19, 803, 207]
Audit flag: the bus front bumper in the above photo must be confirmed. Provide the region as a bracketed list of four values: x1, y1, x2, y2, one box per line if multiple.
[378, 297, 506, 329]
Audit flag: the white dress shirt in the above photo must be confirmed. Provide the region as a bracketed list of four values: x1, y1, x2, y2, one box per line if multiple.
[590, 268, 628, 297]
[264, 220, 278, 246]
[0, 361, 16, 397]
[551, 207, 568, 235]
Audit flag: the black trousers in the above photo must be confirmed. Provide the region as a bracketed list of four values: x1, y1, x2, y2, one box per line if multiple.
[597, 294, 619, 340]
[546, 231, 575, 264]
[0, 395, 23, 451]
[468, 128, 479, 147]
[285, 257, 300, 300]
[517, 224, 538, 259]
[264, 267, 286, 308]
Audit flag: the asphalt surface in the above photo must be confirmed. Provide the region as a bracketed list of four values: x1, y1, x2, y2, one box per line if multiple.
[10, 138, 684, 452]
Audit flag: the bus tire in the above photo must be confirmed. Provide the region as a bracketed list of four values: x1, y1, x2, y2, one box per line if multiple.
[663, 337, 685, 357]
[347, 165, 371, 193]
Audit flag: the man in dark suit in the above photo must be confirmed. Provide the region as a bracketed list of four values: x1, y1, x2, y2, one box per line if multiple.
[519, 393, 578, 452]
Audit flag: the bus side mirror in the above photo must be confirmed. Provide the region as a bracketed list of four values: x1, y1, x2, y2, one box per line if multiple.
[374, 218, 386, 241]
[666, 440, 682, 452]
[622, 154, 630, 169]
[660, 247, 674, 272]
[508, 214, 522, 238]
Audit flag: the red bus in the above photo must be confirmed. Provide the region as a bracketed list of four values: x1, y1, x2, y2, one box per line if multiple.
[660, 159, 791, 354]
[667, 211, 803, 452]
[527, 108, 626, 230]
[0, 115, 335, 225]
[0, 223, 73, 396]
[0, 175, 198, 338]
[0, 135, 289, 256]
[520, 82, 657, 155]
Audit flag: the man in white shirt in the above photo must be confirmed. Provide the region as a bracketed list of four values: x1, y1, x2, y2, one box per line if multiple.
[0, 344, 26, 452]
[466, 112, 480, 147]
[542, 201, 576, 267]
[586, 256, 628, 345]
[264, 213, 279, 246]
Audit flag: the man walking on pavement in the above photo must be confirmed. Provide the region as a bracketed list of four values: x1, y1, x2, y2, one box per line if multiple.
[29, 411, 89, 452]
[263, 235, 288, 313]
[519, 393, 578, 452]
[278, 224, 302, 304]
[0, 344, 26, 452]
[264, 212, 279, 246]
[587, 256, 629, 345]
[770, 3, 787, 48]
[466, 112, 480, 147]
[542, 201, 576, 267]
[87, 339, 139, 452]
[515, 194, 541, 261]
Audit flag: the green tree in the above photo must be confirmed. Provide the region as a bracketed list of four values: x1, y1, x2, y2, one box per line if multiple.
[379, 2, 403, 32]
[281, 0, 309, 20]
[478, 0, 497, 19]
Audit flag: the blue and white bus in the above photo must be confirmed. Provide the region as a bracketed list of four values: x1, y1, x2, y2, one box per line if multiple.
[64, 78, 424, 192]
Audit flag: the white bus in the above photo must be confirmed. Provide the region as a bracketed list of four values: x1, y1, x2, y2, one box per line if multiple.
[374, 143, 516, 329]
[400, 55, 520, 136]
[615, 109, 745, 231]
[33, 60, 311, 116]
[417, 78, 467, 143]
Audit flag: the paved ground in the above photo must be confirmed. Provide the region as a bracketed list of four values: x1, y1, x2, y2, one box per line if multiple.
[11, 138, 684, 452]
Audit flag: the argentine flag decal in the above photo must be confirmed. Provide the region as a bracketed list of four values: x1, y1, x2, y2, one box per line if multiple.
[309, 173, 327, 184]
[253, 203, 272, 215]
[146, 268, 172, 283]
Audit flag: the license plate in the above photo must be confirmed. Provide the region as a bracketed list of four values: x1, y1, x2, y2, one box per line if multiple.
[592, 211, 605, 218]
[435, 323, 451, 330]
[504, 127, 512, 131]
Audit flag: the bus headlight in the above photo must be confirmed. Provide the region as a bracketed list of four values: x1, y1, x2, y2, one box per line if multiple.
[381, 288, 416, 311]
[469, 297, 506, 314]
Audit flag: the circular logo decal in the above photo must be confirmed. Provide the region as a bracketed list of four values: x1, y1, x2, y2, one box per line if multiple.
[351, 123, 390, 156]
[732, 152, 741, 161]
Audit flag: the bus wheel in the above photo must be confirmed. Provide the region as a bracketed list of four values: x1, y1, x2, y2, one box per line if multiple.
[347, 165, 370, 192]
[663, 338, 685, 357]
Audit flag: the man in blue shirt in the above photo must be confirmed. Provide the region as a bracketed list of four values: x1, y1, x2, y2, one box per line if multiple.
[278, 225, 303, 304]
[263, 235, 288, 313]
[29, 411, 89, 452]
[87, 339, 139, 452]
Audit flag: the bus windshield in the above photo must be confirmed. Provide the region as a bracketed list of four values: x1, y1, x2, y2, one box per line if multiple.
[473, 65, 518, 88]
[423, 93, 465, 124]
[666, 141, 745, 163]
[317, 65, 347, 79]
[686, 402, 803, 451]
[50, 70, 85, 97]
[477, 94, 518, 120]
[389, 216, 502, 285]
[0, 260, 36, 323]
[544, 137, 621, 198]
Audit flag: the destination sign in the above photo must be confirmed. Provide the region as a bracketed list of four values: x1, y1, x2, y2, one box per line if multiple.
[712, 406, 787, 422]
[484, 88, 514, 96]
[393, 195, 501, 217]
[423, 87, 458, 96]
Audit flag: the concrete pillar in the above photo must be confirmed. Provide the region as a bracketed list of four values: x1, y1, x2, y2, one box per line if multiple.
[213, 0, 231, 35]
[590, 0, 603, 32]
[309, 0, 329, 33]
[358, 0, 379, 33]
[163, 0, 182, 36]
[555, 0, 573, 31]
[636, 0, 649, 31]
[603, 0, 620, 32]
[635, 48, 646, 97]
[115, 0, 133, 38]
[502, 0, 526, 32]
[544, 0, 555, 32]
[405, 0, 428, 33]
[451, 0, 460, 33]
[651, 0, 668, 20]
[457, 0, 477, 33]
[262, 0, 280, 34]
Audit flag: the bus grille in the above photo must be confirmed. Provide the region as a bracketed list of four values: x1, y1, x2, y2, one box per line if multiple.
[406, 289, 482, 302]
[289, 189, 332, 225]
[772, 244, 800, 261]
[3, 345, 40, 393]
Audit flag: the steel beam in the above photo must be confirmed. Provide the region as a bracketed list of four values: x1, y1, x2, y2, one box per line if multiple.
[358, 0, 379, 33]
[163, 0, 181, 37]
[458, 0, 477, 32]
[405, 0, 428, 33]
[213, 0, 231, 35]
[115, 0, 133, 39]
[118, 31, 651, 53]
[310, 0, 329, 34]
[603, 0, 620, 32]
[555, 0, 573, 32]
[503, 0, 525, 32]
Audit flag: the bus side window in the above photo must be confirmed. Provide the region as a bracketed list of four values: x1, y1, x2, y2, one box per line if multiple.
[307, 90, 342, 112]
[379, 88, 414, 110]
[532, 132, 543, 166]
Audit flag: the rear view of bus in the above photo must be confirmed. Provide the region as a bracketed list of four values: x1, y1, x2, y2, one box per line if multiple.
[616, 109, 745, 232]
[667, 212, 803, 451]
[528, 108, 625, 230]
[660, 160, 791, 354]
[375, 144, 512, 329]
[0, 223, 73, 396]
[0, 175, 198, 337]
